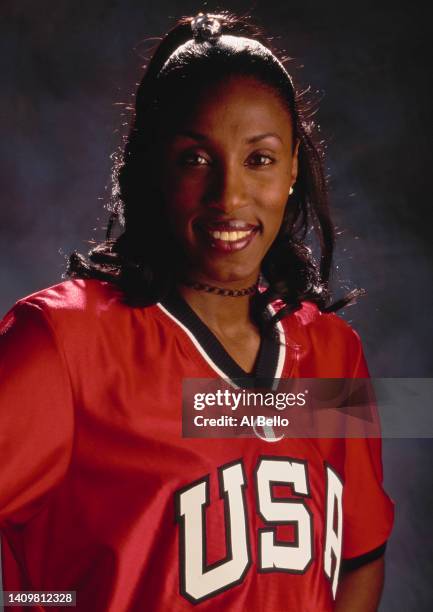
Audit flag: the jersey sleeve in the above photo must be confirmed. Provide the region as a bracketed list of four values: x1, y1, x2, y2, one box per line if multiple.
[341, 329, 394, 567]
[0, 301, 74, 527]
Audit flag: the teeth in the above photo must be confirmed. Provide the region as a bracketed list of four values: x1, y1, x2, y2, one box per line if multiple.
[209, 230, 251, 241]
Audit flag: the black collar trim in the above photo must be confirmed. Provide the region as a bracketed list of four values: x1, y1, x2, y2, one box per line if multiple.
[158, 292, 282, 383]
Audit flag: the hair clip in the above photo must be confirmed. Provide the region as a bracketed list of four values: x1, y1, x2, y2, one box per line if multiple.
[191, 13, 222, 44]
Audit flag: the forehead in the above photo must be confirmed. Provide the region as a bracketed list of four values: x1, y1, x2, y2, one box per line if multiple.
[167, 76, 294, 145]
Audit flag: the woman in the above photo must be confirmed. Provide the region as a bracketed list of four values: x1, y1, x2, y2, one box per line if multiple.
[0, 12, 393, 611]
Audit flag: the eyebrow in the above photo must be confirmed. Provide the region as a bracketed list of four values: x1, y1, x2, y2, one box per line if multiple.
[176, 130, 283, 144]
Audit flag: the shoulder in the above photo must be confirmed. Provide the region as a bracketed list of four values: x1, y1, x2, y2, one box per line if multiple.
[13, 278, 123, 315]
[1, 280, 172, 373]
[2, 279, 147, 343]
[273, 300, 367, 377]
[6, 278, 139, 326]
[274, 300, 360, 341]
[295, 301, 361, 342]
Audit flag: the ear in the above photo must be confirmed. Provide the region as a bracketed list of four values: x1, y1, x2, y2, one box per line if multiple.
[290, 139, 300, 186]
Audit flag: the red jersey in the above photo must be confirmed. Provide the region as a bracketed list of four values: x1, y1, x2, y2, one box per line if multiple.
[0, 279, 394, 611]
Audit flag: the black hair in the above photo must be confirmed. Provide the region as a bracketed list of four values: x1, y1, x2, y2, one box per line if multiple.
[66, 12, 361, 327]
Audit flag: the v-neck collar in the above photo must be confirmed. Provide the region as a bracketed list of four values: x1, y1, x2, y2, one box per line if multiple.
[157, 291, 283, 384]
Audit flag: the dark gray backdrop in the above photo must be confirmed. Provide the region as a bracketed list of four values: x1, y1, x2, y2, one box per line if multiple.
[1, 1, 432, 609]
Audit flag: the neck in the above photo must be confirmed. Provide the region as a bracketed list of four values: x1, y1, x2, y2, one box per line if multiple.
[177, 284, 256, 336]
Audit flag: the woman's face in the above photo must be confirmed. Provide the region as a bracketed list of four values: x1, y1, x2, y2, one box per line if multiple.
[160, 75, 298, 287]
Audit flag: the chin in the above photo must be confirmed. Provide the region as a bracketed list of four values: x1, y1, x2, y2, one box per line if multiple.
[199, 263, 259, 286]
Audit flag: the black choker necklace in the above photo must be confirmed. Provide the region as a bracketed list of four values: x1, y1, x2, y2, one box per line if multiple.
[183, 280, 258, 297]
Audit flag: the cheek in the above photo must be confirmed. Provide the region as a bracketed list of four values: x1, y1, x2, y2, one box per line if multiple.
[165, 183, 211, 247]
[170, 195, 197, 221]
[163, 192, 198, 248]
[163, 169, 205, 211]
[261, 183, 291, 226]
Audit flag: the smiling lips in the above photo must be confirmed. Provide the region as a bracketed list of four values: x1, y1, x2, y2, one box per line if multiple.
[198, 221, 259, 252]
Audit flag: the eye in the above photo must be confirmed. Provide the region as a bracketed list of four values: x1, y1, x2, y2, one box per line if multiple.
[179, 151, 211, 167]
[247, 153, 276, 167]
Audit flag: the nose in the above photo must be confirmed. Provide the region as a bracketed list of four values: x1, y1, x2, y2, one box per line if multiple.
[206, 161, 248, 214]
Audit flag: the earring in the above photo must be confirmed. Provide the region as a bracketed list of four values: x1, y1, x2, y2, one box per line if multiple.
[289, 186, 294, 195]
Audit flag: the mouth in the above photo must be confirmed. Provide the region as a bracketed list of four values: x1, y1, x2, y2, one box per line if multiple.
[197, 220, 260, 252]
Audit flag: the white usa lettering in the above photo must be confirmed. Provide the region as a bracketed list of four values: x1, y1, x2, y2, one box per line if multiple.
[175, 456, 343, 603]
